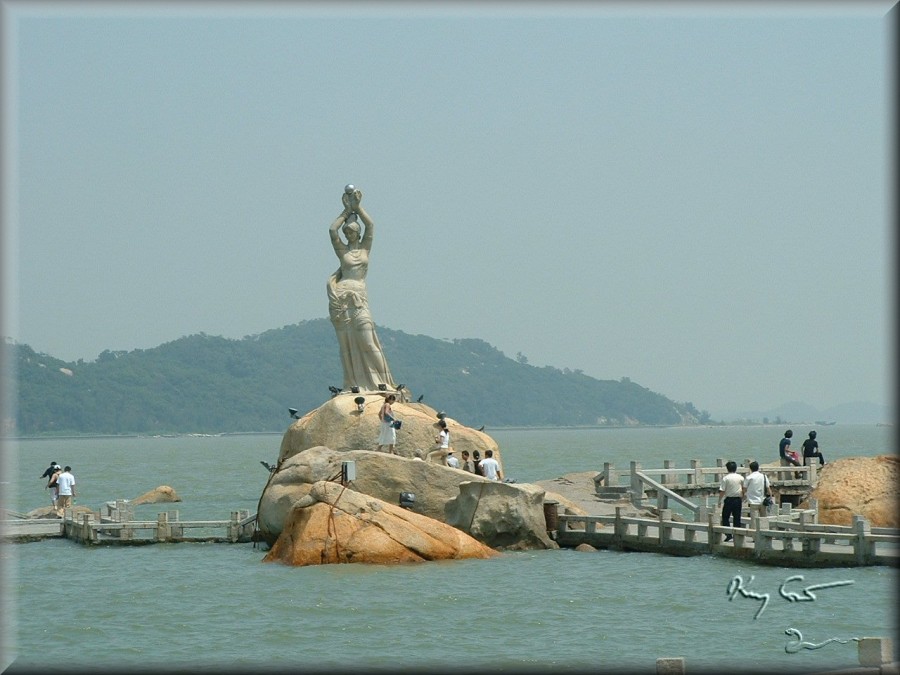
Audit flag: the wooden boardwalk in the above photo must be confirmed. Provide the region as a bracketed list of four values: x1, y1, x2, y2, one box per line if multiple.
[3, 500, 257, 545]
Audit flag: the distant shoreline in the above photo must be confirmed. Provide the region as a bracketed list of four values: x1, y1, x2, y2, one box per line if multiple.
[5, 422, 890, 441]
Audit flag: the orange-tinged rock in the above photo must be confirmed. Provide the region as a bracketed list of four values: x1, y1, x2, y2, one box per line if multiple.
[131, 485, 182, 505]
[263, 480, 498, 566]
[802, 455, 898, 527]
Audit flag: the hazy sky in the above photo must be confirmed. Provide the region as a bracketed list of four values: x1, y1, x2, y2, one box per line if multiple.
[3, 1, 894, 416]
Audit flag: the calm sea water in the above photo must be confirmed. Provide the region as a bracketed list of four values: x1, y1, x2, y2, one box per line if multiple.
[2, 425, 897, 673]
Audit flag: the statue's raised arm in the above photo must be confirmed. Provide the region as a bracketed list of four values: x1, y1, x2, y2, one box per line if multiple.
[325, 184, 396, 392]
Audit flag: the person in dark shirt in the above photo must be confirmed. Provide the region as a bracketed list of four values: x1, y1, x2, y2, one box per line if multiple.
[779, 430, 800, 467]
[40, 461, 61, 479]
[802, 430, 826, 466]
[778, 429, 801, 480]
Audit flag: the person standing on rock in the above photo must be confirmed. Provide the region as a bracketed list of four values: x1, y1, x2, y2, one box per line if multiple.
[376, 394, 397, 455]
[55, 466, 76, 517]
[47, 464, 62, 512]
[802, 430, 826, 466]
[460, 450, 474, 473]
[718, 460, 743, 541]
[41, 461, 61, 509]
[426, 419, 451, 464]
[479, 449, 503, 481]
[39, 461, 60, 481]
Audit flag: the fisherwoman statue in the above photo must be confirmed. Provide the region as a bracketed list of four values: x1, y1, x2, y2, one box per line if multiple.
[327, 185, 397, 393]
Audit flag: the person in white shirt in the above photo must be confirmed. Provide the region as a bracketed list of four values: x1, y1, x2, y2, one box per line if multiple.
[426, 420, 452, 465]
[479, 449, 503, 481]
[742, 460, 770, 522]
[445, 449, 459, 469]
[717, 461, 743, 541]
[55, 466, 76, 517]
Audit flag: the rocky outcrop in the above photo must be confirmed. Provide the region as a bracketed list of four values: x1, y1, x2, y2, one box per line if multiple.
[25, 504, 93, 519]
[278, 395, 501, 465]
[131, 485, 182, 505]
[445, 480, 557, 550]
[262, 480, 498, 566]
[801, 455, 899, 527]
[257, 446, 557, 550]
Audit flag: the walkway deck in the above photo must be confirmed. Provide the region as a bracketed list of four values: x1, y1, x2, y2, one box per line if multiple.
[555, 506, 899, 567]
[2, 500, 257, 545]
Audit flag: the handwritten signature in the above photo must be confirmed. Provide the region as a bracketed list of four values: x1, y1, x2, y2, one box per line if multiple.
[726, 574, 855, 620]
[784, 627, 860, 654]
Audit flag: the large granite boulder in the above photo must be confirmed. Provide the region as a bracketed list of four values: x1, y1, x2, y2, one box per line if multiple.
[262, 480, 498, 566]
[278, 394, 501, 465]
[446, 480, 558, 550]
[800, 455, 899, 527]
[257, 446, 557, 550]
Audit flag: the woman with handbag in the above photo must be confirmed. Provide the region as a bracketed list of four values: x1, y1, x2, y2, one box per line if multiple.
[376, 394, 398, 455]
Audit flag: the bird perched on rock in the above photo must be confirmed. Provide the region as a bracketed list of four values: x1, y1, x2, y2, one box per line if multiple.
[416, 394, 424, 403]
[328, 386, 342, 397]
[260, 461, 276, 473]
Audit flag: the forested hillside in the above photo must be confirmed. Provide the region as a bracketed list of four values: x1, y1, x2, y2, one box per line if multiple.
[7, 319, 709, 435]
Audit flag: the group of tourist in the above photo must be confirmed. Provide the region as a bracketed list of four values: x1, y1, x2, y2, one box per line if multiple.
[718, 429, 828, 541]
[39, 461, 76, 517]
[375, 394, 503, 480]
[779, 429, 826, 468]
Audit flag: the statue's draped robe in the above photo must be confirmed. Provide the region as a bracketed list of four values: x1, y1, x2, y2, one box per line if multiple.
[327, 268, 396, 391]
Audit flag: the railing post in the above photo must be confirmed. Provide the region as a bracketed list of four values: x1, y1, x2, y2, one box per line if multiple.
[119, 499, 134, 540]
[169, 510, 183, 539]
[707, 511, 718, 550]
[603, 462, 613, 487]
[755, 516, 772, 556]
[156, 512, 170, 542]
[229, 511, 240, 542]
[630, 461, 644, 507]
[239, 510, 253, 540]
[81, 513, 95, 544]
[858, 637, 895, 667]
[808, 462, 817, 487]
[659, 509, 672, 545]
[799, 511, 820, 554]
[689, 459, 701, 486]
[614, 506, 626, 545]
[656, 656, 686, 674]
[663, 460, 675, 485]
[853, 515, 873, 565]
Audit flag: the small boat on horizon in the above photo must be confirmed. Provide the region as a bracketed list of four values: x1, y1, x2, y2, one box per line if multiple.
[814, 420, 837, 426]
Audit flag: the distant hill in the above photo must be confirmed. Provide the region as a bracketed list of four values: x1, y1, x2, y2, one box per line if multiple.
[5, 320, 707, 436]
[709, 400, 892, 426]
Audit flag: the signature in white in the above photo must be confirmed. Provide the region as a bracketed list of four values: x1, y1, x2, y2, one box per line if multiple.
[727, 574, 855, 619]
[784, 627, 860, 654]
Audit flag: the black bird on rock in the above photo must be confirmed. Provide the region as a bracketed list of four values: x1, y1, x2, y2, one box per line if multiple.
[260, 461, 276, 473]
[416, 394, 424, 403]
